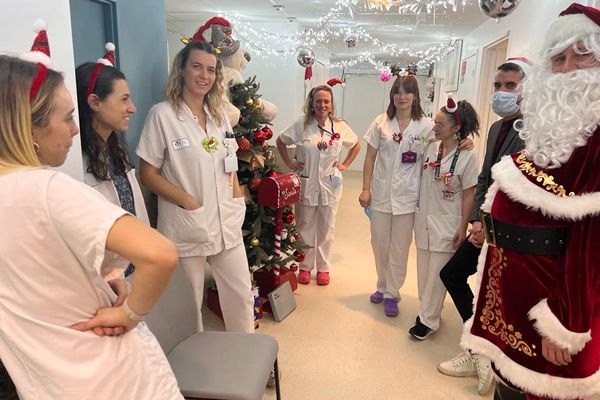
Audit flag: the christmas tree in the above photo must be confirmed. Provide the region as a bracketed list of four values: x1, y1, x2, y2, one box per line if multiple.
[230, 76, 308, 272]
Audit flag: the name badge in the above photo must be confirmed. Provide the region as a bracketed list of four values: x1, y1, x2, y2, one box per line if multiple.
[171, 138, 191, 151]
[224, 154, 238, 173]
[402, 151, 417, 164]
[441, 189, 454, 201]
[223, 138, 237, 150]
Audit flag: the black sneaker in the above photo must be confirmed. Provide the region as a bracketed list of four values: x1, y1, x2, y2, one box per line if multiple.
[408, 318, 435, 340]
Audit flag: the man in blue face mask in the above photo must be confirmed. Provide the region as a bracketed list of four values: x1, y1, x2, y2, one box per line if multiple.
[436, 59, 530, 398]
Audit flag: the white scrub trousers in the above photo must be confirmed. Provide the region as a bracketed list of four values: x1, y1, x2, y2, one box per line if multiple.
[295, 202, 339, 273]
[370, 210, 415, 299]
[416, 248, 454, 331]
[179, 243, 254, 333]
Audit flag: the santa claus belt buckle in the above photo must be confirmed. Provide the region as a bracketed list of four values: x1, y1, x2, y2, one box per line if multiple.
[480, 211, 496, 247]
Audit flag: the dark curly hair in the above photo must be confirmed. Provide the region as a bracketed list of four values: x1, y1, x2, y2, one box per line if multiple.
[76, 62, 132, 181]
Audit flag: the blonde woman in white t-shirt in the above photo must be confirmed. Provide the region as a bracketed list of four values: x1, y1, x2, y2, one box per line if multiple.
[0, 55, 182, 400]
[137, 41, 254, 333]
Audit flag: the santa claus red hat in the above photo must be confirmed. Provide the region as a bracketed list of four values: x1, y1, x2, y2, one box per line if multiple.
[20, 19, 52, 68]
[505, 56, 533, 76]
[192, 16, 232, 43]
[543, 2, 600, 56]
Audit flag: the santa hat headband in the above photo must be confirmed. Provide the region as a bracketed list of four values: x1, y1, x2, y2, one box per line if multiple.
[19, 19, 52, 102]
[87, 43, 116, 98]
[327, 77, 345, 87]
[192, 17, 232, 43]
[445, 97, 461, 127]
[543, 2, 600, 57]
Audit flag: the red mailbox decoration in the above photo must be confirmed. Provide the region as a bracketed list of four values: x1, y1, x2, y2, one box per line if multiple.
[257, 172, 302, 285]
[258, 172, 301, 208]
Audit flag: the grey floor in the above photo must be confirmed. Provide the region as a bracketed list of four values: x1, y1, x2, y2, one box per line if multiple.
[203, 170, 492, 400]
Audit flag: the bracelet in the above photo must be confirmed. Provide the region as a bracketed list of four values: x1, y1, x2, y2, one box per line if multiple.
[122, 298, 147, 322]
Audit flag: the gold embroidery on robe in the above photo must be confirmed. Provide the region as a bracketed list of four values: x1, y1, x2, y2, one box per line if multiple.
[515, 152, 575, 197]
[479, 247, 537, 356]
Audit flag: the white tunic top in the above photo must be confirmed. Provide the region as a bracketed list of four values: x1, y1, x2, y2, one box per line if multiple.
[0, 169, 182, 400]
[279, 117, 358, 206]
[364, 114, 433, 215]
[83, 159, 150, 276]
[137, 101, 246, 257]
[414, 143, 479, 253]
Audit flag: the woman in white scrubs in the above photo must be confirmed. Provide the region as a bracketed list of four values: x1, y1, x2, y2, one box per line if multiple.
[410, 98, 479, 340]
[359, 75, 433, 317]
[76, 48, 149, 279]
[276, 85, 361, 285]
[0, 55, 182, 399]
[137, 41, 254, 333]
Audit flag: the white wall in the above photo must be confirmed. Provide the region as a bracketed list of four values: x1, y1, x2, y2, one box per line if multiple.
[1, 0, 83, 180]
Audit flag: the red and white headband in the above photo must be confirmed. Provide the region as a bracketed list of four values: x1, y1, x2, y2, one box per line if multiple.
[87, 42, 116, 97]
[20, 20, 52, 102]
[445, 97, 461, 127]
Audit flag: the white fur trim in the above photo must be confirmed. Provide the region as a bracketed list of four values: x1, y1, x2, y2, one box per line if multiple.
[544, 14, 600, 53]
[96, 58, 113, 66]
[491, 155, 600, 221]
[19, 51, 52, 68]
[105, 42, 115, 51]
[528, 298, 592, 354]
[462, 333, 600, 399]
[480, 181, 499, 213]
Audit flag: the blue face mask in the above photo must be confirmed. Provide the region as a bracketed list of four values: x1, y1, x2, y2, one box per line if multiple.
[491, 91, 519, 117]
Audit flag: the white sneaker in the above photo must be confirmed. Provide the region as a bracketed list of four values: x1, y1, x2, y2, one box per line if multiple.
[437, 351, 477, 377]
[473, 354, 494, 395]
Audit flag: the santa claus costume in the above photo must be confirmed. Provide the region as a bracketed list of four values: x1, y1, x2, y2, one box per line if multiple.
[461, 3, 600, 400]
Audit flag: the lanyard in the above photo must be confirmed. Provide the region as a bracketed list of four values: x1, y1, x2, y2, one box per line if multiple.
[434, 144, 460, 181]
[317, 118, 340, 150]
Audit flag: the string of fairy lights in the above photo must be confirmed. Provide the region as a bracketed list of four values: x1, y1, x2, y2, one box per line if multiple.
[221, 0, 470, 73]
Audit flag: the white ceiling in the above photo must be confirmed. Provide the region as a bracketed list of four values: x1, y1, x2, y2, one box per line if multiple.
[165, 0, 489, 67]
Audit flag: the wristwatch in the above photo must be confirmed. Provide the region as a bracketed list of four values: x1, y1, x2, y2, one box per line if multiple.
[122, 298, 146, 322]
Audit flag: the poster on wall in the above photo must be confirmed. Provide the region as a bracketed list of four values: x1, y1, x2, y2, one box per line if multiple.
[444, 40, 463, 92]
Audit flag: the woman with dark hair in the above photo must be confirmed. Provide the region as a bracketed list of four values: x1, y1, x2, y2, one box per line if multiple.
[137, 40, 254, 333]
[359, 75, 434, 317]
[276, 84, 361, 286]
[409, 98, 480, 340]
[76, 44, 148, 279]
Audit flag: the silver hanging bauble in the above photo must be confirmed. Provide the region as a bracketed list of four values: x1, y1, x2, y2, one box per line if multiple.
[344, 33, 357, 48]
[296, 47, 316, 68]
[478, 0, 521, 20]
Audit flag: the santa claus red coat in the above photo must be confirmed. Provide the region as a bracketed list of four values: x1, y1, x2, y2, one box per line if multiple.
[461, 127, 600, 400]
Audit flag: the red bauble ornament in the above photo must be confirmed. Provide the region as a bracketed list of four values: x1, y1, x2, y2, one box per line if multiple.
[266, 170, 278, 177]
[237, 137, 251, 151]
[252, 130, 266, 144]
[261, 126, 273, 140]
[289, 263, 299, 272]
[249, 178, 261, 191]
[283, 211, 295, 224]
[293, 231, 301, 240]
[239, 112, 244, 121]
[294, 250, 305, 263]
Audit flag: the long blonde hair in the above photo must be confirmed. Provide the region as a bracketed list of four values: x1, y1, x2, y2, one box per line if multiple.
[303, 85, 339, 129]
[165, 41, 227, 126]
[0, 55, 63, 171]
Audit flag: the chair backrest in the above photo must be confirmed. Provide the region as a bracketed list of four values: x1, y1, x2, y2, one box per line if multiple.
[145, 264, 197, 355]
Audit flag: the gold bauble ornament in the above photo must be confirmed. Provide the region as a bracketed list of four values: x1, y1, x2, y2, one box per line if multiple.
[249, 157, 260, 171]
[250, 237, 260, 247]
[254, 101, 264, 111]
[261, 142, 269, 152]
[246, 98, 254, 106]
[264, 149, 275, 162]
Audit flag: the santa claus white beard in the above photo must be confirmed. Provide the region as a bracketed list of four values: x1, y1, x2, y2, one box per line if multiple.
[519, 67, 600, 169]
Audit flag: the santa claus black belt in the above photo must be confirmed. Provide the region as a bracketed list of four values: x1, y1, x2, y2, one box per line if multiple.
[480, 212, 566, 256]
